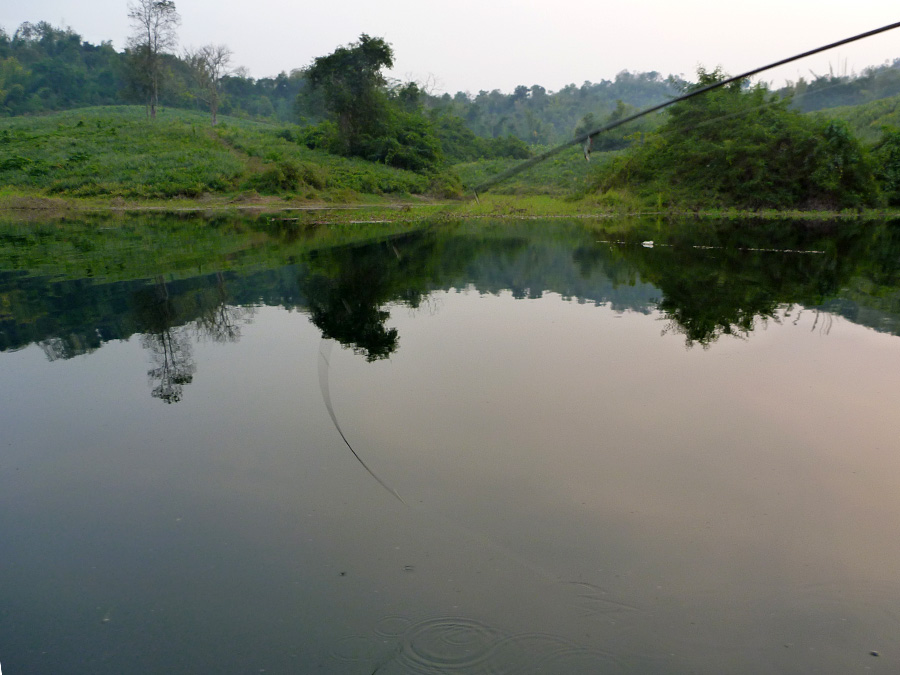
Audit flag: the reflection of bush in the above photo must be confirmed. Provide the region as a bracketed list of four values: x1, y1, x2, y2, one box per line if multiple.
[598, 218, 900, 346]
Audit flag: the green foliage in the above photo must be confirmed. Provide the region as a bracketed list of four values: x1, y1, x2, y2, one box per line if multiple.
[873, 127, 900, 205]
[215, 113, 430, 194]
[365, 107, 443, 172]
[0, 106, 432, 198]
[455, 145, 610, 196]
[595, 68, 879, 209]
[304, 34, 394, 148]
[429, 111, 531, 162]
[822, 94, 900, 143]
[247, 160, 329, 193]
[574, 100, 661, 152]
[425, 71, 680, 146]
[0, 20, 304, 122]
[779, 59, 900, 112]
[299, 34, 446, 174]
[427, 171, 464, 199]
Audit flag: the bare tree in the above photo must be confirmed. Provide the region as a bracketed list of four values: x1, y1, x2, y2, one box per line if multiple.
[184, 43, 232, 125]
[127, 0, 180, 119]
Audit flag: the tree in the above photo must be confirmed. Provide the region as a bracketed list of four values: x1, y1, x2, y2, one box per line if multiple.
[872, 127, 900, 205]
[0, 56, 29, 114]
[299, 34, 445, 173]
[304, 33, 394, 154]
[184, 43, 232, 125]
[127, 0, 180, 118]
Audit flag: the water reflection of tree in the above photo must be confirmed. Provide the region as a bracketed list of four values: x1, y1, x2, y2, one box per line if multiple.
[299, 233, 450, 360]
[134, 277, 197, 403]
[194, 272, 254, 343]
[591, 219, 894, 347]
[142, 325, 196, 403]
[296, 229, 527, 360]
[133, 272, 253, 403]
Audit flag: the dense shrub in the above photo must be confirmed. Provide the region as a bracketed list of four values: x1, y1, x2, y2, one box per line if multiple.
[595, 68, 879, 209]
[872, 127, 900, 205]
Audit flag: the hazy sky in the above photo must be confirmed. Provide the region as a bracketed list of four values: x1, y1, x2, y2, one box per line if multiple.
[2, 1, 899, 94]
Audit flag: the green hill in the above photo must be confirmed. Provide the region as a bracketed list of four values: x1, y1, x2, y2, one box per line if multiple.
[821, 94, 900, 143]
[0, 106, 435, 201]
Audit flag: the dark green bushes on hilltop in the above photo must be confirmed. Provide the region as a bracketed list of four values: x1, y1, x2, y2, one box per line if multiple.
[428, 112, 531, 162]
[872, 127, 900, 205]
[296, 35, 444, 174]
[594, 68, 879, 209]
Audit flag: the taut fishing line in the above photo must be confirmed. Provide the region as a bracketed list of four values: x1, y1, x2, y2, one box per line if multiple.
[472, 19, 900, 196]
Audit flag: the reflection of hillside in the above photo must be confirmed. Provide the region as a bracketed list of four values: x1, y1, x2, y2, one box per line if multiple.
[818, 283, 900, 337]
[3, 217, 900, 377]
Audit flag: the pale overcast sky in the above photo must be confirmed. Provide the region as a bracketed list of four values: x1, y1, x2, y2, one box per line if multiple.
[2, 1, 898, 94]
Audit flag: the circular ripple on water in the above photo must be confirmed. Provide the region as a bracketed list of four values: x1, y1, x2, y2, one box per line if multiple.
[481, 633, 575, 674]
[330, 634, 381, 662]
[535, 646, 631, 674]
[374, 615, 414, 639]
[399, 616, 502, 671]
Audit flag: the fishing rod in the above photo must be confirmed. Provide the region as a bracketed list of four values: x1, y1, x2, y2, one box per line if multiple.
[472, 19, 900, 197]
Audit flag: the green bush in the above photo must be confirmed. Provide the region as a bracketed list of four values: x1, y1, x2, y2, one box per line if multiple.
[594, 68, 879, 209]
[428, 171, 463, 198]
[873, 126, 900, 205]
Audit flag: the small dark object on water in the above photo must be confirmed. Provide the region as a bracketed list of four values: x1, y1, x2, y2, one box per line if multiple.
[870, 651, 880, 657]
[339, 571, 346, 577]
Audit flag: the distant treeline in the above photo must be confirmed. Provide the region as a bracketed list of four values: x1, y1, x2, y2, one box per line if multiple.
[0, 20, 681, 147]
[779, 60, 900, 112]
[0, 21, 304, 121]
[421, 73, 682, 146]
[6, 20, 900, 147]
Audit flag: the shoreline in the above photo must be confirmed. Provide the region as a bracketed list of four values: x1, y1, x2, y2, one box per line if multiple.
[1, 192, 898, 223]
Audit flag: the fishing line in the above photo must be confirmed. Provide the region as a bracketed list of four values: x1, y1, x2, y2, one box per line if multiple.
[472, 19, 900, 195]
[670, 72, 890, 135]
[317, 338, 407, 505]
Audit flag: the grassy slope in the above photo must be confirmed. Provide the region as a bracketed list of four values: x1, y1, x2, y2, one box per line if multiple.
[0, 105, 625, 204]
[818, 94, 900, 143]
[454, 144, 611, 196]
[0, 106, 430, 201]
[3, 104, 900, 217]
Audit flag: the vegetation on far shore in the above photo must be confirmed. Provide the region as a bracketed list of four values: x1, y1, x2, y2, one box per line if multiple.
[4, 19, 900, 215]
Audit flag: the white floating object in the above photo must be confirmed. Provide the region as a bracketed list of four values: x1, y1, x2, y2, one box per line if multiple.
[642, 240, 654, 248]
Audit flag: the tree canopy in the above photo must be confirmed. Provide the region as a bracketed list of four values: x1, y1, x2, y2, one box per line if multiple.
[297, 34, 444, 173]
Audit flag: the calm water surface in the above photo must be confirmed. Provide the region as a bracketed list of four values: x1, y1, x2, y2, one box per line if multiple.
[1, 215, 899, 673]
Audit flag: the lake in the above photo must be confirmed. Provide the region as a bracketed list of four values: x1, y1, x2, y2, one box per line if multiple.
[1, 213, 899, 674]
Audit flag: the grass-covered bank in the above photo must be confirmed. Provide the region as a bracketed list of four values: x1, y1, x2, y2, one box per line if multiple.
[0, 106, 447, 201]
[3, 187, 899, 226]
[3, 101, 900, 222]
